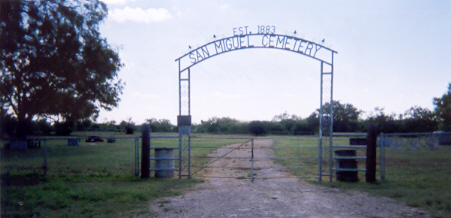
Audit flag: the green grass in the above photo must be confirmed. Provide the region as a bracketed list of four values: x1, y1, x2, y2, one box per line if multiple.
[7, 133, 448, 217]
[0, 133, 244, 217]
[272, 136, 319, 178]
[367, 148, 450, 218]
[272, 136, 451, 217]
[1, 172, 199, 217]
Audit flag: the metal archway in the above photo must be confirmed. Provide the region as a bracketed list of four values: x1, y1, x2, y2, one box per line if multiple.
[175, 29, 336, 181]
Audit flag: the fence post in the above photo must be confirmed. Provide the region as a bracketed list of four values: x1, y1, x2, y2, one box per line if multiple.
[297, 137, 301, 178]
[141, 125, 150, 178]
[43, 139, 47, 176]
[380, 132, 385, 180]
[251, 138, 254, 182]
[135, 137, 139, 176]
[366, 125, 377, 183]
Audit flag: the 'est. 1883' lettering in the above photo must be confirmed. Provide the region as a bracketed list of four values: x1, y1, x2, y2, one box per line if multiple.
[233, 25, 276, 35]
[233, 26, 249, 35]
[257, 25, 275, 34]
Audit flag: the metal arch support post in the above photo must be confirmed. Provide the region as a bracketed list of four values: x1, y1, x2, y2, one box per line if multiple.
[178, 61, 181, 115]
[329, 53, 335, 182]
[178, 64, 192, 179]
[178, 66, 191, 116]
[188, 68, 191, 115]
[178, 62, 181, 178]
[319, 53, 335, 182]
[318, 61, 324, 182]
[188, 134, 191, 178]
[178, 133, 182, 179]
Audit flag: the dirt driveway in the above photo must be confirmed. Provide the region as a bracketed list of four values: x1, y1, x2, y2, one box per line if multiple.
[149, 139, 428, 217]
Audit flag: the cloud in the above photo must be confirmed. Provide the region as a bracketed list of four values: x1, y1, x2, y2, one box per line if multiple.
[102, 0, 134, 5]
[220, 4, 229, 9]
[108, 7, 172, 23]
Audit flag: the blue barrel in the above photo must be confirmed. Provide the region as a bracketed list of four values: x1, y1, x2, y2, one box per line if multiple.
[155, 148, 174, 178]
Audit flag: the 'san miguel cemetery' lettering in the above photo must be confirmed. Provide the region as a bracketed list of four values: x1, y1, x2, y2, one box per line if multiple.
[177, 26, 335, 71]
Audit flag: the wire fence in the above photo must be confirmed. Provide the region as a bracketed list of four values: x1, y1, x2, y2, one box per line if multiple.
[378, 132, 450, 180]
[380, 132, 443, 151]
[329, 132, 448, 182]
[1, 136, 140, 178]
[4, 132, 447, 181]
[183, 136, 321, 180]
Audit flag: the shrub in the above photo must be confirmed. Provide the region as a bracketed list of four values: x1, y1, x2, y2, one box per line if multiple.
[249, 121, 268, 136]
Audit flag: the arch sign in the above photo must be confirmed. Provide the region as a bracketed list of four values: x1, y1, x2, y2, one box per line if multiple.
[175, 26, 337, 181]
[176, 25, 336, 72]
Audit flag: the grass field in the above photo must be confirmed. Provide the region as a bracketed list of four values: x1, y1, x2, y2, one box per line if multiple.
[273, 136, 451, 218]
[0, 132, 245, 217]
[271, 136, 320, 178]
[3, 133, 450, 217]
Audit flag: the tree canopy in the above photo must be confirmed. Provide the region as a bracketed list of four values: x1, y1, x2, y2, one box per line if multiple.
[317, 100, 363, 132]
[433, 83, 451, 131]
[1, 0, 123, 137]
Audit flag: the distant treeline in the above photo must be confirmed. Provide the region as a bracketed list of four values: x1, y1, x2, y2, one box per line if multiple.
[192, 104, 439, 135]
[0, 117, 177, 137]
[1, 100, 447, 138]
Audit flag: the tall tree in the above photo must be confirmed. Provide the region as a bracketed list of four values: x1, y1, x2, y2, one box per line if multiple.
[1, 0, 124, 138]
[402, 106, 437, 132]
[146, 118, 175, 132]
[318, 101, 363, 132]
[366, 107, 398, 133]
[433, 83, 451, 131]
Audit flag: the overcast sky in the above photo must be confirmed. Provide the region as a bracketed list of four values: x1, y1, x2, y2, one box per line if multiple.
[98, 0, 450, 125]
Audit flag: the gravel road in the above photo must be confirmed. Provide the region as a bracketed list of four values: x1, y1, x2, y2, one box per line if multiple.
[149, 139, 429, 217]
